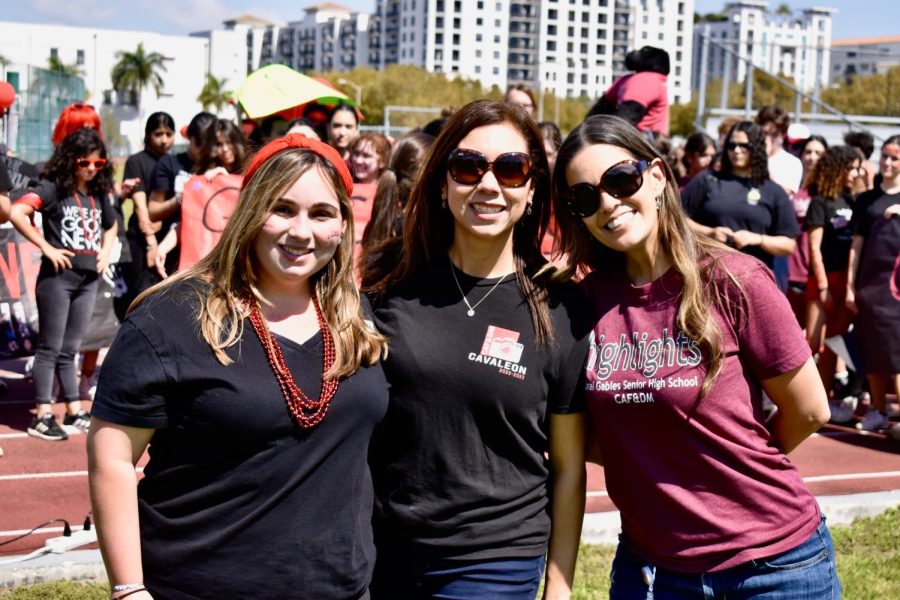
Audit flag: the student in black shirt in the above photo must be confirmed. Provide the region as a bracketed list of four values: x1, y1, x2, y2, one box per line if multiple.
[88, 134, 388, 600]
[0, 159, 12, 223]
[362, 100, 589, 599]
[804, 145, 862, 403]
[681, 120, 798, 269]
[9, 129, 118, 440]
[121, 112, 175, 303]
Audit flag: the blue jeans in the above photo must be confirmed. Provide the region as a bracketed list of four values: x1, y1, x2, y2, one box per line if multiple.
[370, 545, 545, 600]
[610, 517, 841, 599]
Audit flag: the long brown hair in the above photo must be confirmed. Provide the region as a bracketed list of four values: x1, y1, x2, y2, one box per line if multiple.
[362, 99, 557, 345]
[552, 115, 739, 396]
[132, 148, 386, 378]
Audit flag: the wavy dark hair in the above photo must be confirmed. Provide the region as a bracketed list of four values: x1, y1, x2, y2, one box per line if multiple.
[552, 115, 738, 397]
[362, 99, 557, 345]
[807, 145, 863, 200]
[359, 131, 433, 262]
[720, 120, 769, 187]
[42, 128, 113, 196]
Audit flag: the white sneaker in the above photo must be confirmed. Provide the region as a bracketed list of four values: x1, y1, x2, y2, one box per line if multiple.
[857, 410, 890, 432]
[829, 397, 858, 425]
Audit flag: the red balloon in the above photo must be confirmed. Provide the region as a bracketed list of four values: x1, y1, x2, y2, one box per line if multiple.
[0, 82, 15, 110]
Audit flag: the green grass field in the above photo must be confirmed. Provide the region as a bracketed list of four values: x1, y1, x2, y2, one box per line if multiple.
[2, 508, 897, 599]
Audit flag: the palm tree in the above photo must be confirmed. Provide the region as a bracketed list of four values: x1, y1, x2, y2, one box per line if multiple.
[110, 43, 167, 109]
[197, 74, 231, 113]
[47, 55, 83, 77]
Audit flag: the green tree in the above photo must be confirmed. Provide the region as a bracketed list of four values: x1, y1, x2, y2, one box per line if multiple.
[111, 43, 167, 109]
[197, 74, 231, 113]
[775, 4, 792, 15]
[822, 66, 900, 117]
[47, 55, 83, 77]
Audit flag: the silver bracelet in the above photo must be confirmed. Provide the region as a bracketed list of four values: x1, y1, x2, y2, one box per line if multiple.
[112, 583, 144, 592]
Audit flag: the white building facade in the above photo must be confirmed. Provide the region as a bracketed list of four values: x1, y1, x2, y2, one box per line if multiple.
[830, 35, 900, 83]
[0, 21, 212, 155]
[692, 1, 836, 94]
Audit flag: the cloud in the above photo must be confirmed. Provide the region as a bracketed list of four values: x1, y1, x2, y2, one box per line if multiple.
[137, 0, 232, 33]
[29, 0, 116, 23]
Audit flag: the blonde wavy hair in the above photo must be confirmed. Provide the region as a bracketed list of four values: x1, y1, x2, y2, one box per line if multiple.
[552, 116, 742, 397]
[131, 148, 386, 379]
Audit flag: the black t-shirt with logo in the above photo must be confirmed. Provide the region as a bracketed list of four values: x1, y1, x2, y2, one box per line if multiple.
[0, 160, 12, 193]
[805, 193, 854, 273]
[680, 171, 800, 267]
[92, 279, 389, 599]
[30, 181, 117, 272]
[369, 258, 590, 562]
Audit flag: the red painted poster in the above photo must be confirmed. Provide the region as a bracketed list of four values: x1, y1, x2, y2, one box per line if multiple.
[178, 173, 243, 271]
[0, 225, 42, 357]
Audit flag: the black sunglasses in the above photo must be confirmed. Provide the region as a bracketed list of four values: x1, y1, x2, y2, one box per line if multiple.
[566, 159, 651, 218]
[447, 149, 533, 188]
[726, 141, 751, 151]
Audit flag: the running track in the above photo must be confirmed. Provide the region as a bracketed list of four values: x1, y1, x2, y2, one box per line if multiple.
[2, 358, 899, 557]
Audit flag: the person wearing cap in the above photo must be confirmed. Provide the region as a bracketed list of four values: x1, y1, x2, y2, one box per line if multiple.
[87, 134, 389, 600]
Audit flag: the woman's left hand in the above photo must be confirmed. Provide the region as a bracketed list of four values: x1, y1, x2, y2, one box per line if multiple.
[97, 252, 111, 274]
[884, 204, 900, 219]
[120, 178, 141, 198]
[730, 229, 762, 250]
[203, 167, 227, 182]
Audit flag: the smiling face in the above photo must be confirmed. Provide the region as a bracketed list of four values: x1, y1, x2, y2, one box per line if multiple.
[252, 167, 346, 296]
[443, 122, 535, 253]
[350, 140, 383, 183]
[75, 150, 103, 188]
[565, 143, 666, 261]
[881, 143, 900, 183]
[216, 131, 236, 170]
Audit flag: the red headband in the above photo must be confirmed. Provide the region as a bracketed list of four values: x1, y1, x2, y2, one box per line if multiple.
[242, 133, 353, 196]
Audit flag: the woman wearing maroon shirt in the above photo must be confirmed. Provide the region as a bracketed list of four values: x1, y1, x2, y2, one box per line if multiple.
[552, 116, 837, 598]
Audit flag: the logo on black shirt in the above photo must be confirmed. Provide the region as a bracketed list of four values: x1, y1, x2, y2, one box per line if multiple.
[468, 325, 527, 379]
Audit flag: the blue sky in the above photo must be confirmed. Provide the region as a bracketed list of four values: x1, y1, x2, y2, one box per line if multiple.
[3, 0, 897, 39]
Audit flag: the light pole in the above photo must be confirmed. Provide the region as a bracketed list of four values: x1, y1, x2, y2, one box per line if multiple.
[337, 77, 363, 106]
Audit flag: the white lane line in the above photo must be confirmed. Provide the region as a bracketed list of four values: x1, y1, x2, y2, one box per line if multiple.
[0, 467, 143, 482]
[0, 433, 27, 440]
[803, 471, 900, 483]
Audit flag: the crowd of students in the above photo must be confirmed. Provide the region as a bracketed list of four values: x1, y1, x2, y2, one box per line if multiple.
[0, 77, 896, 599]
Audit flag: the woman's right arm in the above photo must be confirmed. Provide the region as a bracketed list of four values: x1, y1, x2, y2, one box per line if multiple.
[87, 418, 155, 599]
[147, 190, 179, 223]
[845, 234, 864, 312]
[9, 201, 74, 271]
[807, 227, 830, 308]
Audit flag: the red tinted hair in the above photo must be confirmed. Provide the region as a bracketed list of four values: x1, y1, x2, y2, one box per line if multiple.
[53, 103, 102, 146]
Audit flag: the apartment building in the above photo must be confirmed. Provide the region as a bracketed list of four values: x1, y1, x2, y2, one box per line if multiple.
[247, 0, 695, 104]
[830, 35, 900, 83]
[692, 1, 836, 93]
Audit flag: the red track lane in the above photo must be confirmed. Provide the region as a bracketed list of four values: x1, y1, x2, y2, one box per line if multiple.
[2, 369, 899, 556]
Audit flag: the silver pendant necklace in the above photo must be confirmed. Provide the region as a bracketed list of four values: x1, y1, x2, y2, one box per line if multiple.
[449, 260, 509, 317]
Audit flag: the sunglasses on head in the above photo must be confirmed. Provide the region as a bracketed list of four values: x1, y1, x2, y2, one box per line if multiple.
[76, 158, 107, 169]
[566, 159, 651, 218]
[726, 141, 751, 151]
[447, 149, 533, 188]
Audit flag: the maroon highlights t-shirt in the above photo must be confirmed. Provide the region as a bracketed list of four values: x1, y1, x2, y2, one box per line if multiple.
[581, 251, 818, 573]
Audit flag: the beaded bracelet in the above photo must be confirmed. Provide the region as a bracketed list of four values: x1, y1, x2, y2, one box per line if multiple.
[112, 583, 144, 592]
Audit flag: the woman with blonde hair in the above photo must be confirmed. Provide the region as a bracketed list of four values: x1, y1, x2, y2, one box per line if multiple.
[553, 115, 836, 598]
[88, 134, 388, 599]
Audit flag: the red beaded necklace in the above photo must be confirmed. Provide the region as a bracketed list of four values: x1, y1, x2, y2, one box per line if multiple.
[247, 294, 339, 429]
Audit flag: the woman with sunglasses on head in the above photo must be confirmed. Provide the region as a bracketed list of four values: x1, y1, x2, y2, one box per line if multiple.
[681, 121, 799, 271]
[846, 135, 900, 435]
[10, 128, 119, 441]
[362, 100, 590, 599]
[553, 115, 836, 599]
[88, 134, 388, 600]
